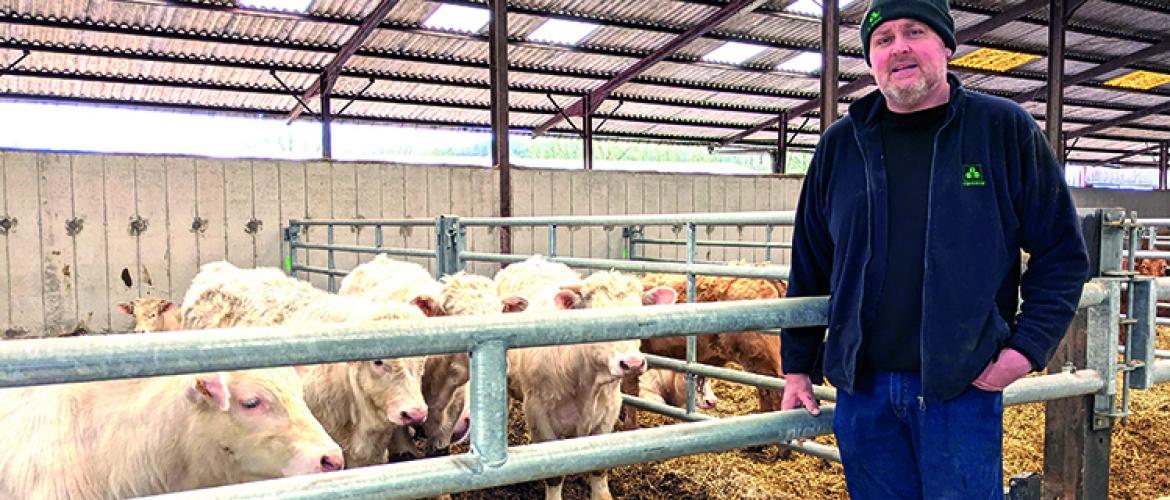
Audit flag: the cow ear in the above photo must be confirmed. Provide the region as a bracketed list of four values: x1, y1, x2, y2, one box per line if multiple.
[502, 296, 528, 313]
[411, 295, 443, 317]
[116, 302, 134, 315]
[553, 290, 582, 310]
[189, 373, 231, 411]
[642, 286, 678, 306]
[159, 300, 176, 313]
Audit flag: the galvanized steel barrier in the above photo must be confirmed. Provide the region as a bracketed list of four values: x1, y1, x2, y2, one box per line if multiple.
[0, 210, 1164, 499]
[287, 211, 795, 420]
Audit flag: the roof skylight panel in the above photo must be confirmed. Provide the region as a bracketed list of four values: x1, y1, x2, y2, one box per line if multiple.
[1105, 70, 1170, 90]
[786, 0, 859, 17]
[528, 19, 600, 45]
[949, 48, 1040, 72]
[423, 4, 490, 33]
[775, 52, 822, 74]
[237, 0, 314, 13]
[701, 42, 768, 65]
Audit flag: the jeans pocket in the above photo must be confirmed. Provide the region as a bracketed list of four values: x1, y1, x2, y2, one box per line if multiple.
[966, 384, 1005, 415]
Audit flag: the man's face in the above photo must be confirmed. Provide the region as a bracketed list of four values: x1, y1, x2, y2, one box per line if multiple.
[868, 18, 953, 112]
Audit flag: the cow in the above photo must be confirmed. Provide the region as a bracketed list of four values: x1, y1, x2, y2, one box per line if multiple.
[116, 297, 181, 333]
[286, 294, 430, 468]
[340, 255, 526, 459]
[180, 261, 429, 468]
[497, 256, 676, 500]
[0, 367, 342, 499]
[636, 272, 786, 413]
[638, 369, 718, 410]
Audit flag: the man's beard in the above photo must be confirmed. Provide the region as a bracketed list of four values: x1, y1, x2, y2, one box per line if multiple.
[883, 73, 934, 110]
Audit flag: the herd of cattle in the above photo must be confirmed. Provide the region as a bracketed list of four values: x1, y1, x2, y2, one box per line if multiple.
[0, 255, 789, 500]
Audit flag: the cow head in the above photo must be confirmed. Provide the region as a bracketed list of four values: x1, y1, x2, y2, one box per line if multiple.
[186, 368, 344, 481]
[116, 297, 178, 333]
[351, 355, 428, 426]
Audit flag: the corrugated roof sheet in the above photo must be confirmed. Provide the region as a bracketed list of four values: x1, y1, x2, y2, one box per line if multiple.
[0, 0, 1167, 158]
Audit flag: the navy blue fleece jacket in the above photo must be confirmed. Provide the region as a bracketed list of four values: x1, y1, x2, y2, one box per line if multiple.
[780, 74, 1090, 401]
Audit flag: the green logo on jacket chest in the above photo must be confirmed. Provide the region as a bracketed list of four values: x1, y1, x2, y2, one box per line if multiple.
[962, 164, 987, 187]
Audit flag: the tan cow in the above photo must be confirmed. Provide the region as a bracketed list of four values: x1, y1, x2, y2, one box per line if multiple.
[180, 261, 429, 468]
[286, 294, 429, 468]
[180, 261, 325, 330]
[639, 369, 718, 410]
[0, 368, 342, 499]
[497, 256, 676, 500]
[340, 256, 526, 458]
[116, 297, 181, 333]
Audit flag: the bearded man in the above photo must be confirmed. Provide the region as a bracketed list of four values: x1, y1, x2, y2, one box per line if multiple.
[779, 1, 1090, 498]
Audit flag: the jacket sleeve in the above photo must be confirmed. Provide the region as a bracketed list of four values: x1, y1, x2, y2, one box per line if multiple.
[780, 142, 835, 375]
[1008, 126, 1090, 371]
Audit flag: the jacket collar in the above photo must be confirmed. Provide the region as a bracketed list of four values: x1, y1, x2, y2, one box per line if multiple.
[847, 72, 966, 130]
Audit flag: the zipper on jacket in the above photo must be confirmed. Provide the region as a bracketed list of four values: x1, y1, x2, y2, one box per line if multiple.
[919, 102, 961, 396]
[850, 125, 880, 393]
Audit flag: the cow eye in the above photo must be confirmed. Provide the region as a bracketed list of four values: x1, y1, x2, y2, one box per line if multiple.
[372, 360, 384, 366]
[240, 397, 262, 410]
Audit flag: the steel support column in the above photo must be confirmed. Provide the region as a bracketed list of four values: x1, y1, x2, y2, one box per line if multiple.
[774, 111, 788, 174]
[489, 0, 512, 257]
[1160, 141, 1168, 190]
[320, 72, 333, 160]
[583, 94, 594, 171]
[820, 0, 839, 131]
[1047, 0, 1066, 164]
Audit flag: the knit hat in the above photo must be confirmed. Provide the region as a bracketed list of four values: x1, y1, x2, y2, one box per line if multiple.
[860, 0, 957, 65]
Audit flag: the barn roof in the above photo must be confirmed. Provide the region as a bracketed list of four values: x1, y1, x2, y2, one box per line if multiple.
[1, 0, 1168, 167]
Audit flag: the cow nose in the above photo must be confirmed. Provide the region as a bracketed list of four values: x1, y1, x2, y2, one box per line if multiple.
[400, 407, 428, 425]
[701, 397, 719, 409]
[618, 355, 645, 373]
[319, 452, 344, 472]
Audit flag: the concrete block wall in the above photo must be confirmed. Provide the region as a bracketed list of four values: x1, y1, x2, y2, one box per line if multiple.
[1070, 188, 1170, 218]
[0, 149, 804, 337]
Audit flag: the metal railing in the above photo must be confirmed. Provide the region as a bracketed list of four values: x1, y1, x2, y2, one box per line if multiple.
[12, 208, 1124, 497]
[0, 288, 1134, 500]
[287, 212, 795, 421]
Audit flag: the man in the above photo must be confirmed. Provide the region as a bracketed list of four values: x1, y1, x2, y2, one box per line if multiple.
[779, 0, 1090, 498]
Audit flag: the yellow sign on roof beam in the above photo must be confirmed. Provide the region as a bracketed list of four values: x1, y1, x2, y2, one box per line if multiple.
[950, 48, 1041, 72]
[1104, 70, 1170, 90]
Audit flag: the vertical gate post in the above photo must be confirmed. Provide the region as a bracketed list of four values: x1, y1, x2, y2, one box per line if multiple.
[684, 222, 698, 415]
[283, 224, 302, 278]
[435, 215, 464, 277]
[469, 340, 508, 468]
[1043, 209, 1119, 499]
[1128, 276, 1157, 390]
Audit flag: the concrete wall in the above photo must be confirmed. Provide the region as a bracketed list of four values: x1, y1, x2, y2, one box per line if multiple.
[0, 149, 804, 337]
[1071, 188, 1170, 218]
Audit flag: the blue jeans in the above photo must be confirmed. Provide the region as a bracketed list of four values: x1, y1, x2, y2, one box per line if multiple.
[833, 370, 1004, 500]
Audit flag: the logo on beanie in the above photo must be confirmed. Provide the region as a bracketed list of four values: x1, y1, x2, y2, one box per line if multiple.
[867, 9, 883, 30]
[962, 164, 987, 187]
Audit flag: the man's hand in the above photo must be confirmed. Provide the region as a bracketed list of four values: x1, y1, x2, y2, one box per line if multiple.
[972, 348, 1032, 392]
[781, 373, 821, 416]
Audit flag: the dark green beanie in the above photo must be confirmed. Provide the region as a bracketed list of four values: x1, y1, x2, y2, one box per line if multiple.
[860, 0, 956, 65]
